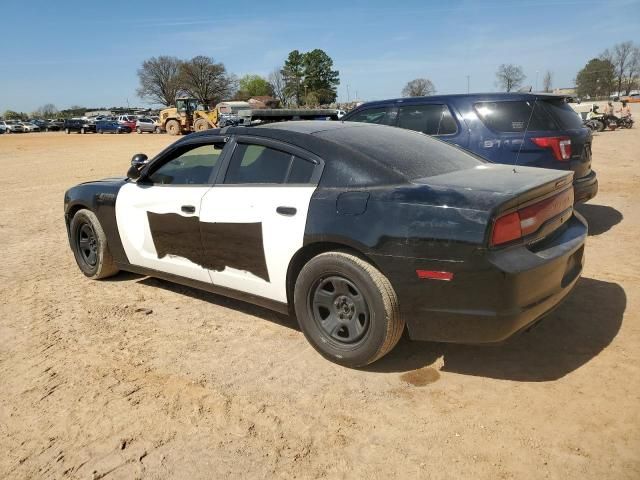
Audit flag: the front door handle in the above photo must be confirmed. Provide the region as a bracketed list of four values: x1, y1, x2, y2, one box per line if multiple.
[181, 205, 196, 214]
[276, 206, 297, 216]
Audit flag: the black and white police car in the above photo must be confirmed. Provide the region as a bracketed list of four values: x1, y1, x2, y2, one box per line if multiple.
[65, 121, 586, 367]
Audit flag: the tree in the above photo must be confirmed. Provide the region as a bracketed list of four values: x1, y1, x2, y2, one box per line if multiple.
[3, 110, 25, 120]
[31, 103, 58, 119]
[401, 78, 436, 97]
[179, 56, 236, 106]
[282, 50, 305, 106]
[269, 67, 290, 106]
[302, 49, 339, 104]
[136, 56, 182, 106]
[575, 58, 615, 98]
[624, 46, 640, 92]
[495, 64, 526, 92]
[601, 41, 636, 94]
[237, 74, 273, 98]
[542, 71, 553, 93]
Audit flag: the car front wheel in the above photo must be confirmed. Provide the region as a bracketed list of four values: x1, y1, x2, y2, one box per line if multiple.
[294, 251, 404, 367]
[70, 209, 119, 279]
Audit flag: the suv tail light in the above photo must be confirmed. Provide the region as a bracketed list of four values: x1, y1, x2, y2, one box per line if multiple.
[491, 188, 574, 246]
[531, 136, 571, 161]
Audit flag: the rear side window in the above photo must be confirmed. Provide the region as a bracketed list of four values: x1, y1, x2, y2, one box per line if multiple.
[397, 104, 457, 135]
[224, 144, 317, 185]
[474, 101, 558, 132]
[542, 100, 584, 129]
[346, 107, 392, 125]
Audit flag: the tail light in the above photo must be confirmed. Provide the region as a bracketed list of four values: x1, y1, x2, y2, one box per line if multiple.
[531, 136, 571, 161]
[491, 188, 574, 246]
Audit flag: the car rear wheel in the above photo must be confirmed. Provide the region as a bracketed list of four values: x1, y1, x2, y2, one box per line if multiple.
[294, 251, 404, 367]
[70, 209, 119, 280]
[136, 127, 142, 134]
[165, 119, 181, 135]
[154, 126, 161, 134]
[80, 127, 86, 134]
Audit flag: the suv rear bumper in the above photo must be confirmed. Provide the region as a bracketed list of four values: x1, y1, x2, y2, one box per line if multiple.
[573, 170, 598, 203]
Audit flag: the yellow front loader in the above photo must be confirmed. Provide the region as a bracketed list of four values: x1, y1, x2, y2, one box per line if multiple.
[159, 98, 219, 135]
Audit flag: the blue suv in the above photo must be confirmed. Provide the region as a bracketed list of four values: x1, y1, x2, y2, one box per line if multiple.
[342, 93, 597, 203]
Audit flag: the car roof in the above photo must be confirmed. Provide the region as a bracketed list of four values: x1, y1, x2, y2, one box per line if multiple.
[351, 92, 569, 109]
[179, 121, 483, 187]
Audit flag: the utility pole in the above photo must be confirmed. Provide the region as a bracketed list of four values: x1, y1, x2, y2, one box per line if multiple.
[347, 84, 350, 103]
[466, 75, 470, 94]
[535, 71, 539, 92]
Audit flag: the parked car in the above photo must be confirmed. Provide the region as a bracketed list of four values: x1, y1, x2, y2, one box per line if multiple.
[96, 120, 132, 134]
[20, 122, 41, 132]
[44, 119, 64, 131]
[342, 93, 598, 204]
[622, 93, 640, 103]
[135, 117, 161, 133]
[64, 122, 586, 367]
[64, 119, 96, 134]
[0, 120, 25, 133]
[0, 123, 5, 134]
[117, 115, 137, 132]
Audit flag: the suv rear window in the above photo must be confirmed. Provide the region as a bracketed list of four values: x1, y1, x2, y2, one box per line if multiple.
[474, 101, 558, 132]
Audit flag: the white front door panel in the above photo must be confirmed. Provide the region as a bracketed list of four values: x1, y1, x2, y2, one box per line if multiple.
[199, 186, 316, 302]
[115, 183, 212, 283]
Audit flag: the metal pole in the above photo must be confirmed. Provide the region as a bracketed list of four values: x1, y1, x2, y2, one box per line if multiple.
[535, 71, 539, 92]
[347, 84, 350, 103]
[466, 75, 470, 93]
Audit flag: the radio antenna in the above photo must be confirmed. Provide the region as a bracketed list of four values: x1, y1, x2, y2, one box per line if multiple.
[514, 98, 538, 173]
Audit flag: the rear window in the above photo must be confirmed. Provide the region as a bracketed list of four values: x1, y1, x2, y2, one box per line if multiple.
[474, 100, 558, 132]
[317, 125, 483, 181]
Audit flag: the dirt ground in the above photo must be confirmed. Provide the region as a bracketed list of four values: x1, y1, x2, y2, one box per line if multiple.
[1, 118, 639, 479]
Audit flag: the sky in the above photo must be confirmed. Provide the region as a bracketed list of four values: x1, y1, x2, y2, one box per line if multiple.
[1, 0, 639, 113]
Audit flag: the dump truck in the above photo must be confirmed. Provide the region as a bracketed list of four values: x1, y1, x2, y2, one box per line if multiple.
[158, 97, 339, 135]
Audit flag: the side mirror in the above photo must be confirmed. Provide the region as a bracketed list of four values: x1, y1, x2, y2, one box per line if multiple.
[127, 165, 141, 180]
[131, 153, 148, 167]
[128, 153, 148, 180]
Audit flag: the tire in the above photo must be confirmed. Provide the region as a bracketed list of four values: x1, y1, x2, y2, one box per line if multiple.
[80, 127, 86, 134]
[154, 126, 161, 134]
[65, 128, 70, 134]
[294, 251, 404, 367]
[194, 118, 210, 132]
[69, 209, 119, 280]
[165, 119, 181, 135]
[98, 129, 103, 134]
[595, 120, 605, 132]
[136, 127, 142, 134]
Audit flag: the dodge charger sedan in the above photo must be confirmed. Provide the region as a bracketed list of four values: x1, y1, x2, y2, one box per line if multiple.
[64, 122, 587, 367]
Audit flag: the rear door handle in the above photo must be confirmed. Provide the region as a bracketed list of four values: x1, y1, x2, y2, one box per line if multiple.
[181, 205, 196, 214]
[276, 206, 297, 216]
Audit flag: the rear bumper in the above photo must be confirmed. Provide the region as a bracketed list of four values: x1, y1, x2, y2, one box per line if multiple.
[374, 213, 587, 344]
[573, 170, 598, 203]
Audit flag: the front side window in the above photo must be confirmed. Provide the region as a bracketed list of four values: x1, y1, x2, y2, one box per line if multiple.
[346, 107, 392, 125]
[397, 104, 457, 135]
[148, 144, 221, 185]
[223, 144, 317, 185]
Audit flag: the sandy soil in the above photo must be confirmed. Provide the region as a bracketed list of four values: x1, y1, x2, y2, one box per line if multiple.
[0, 121, 639, 479]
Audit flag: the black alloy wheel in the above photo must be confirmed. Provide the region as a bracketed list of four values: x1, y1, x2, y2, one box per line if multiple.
[77, 222, 98, 268]
[310, 275, 371, 344]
